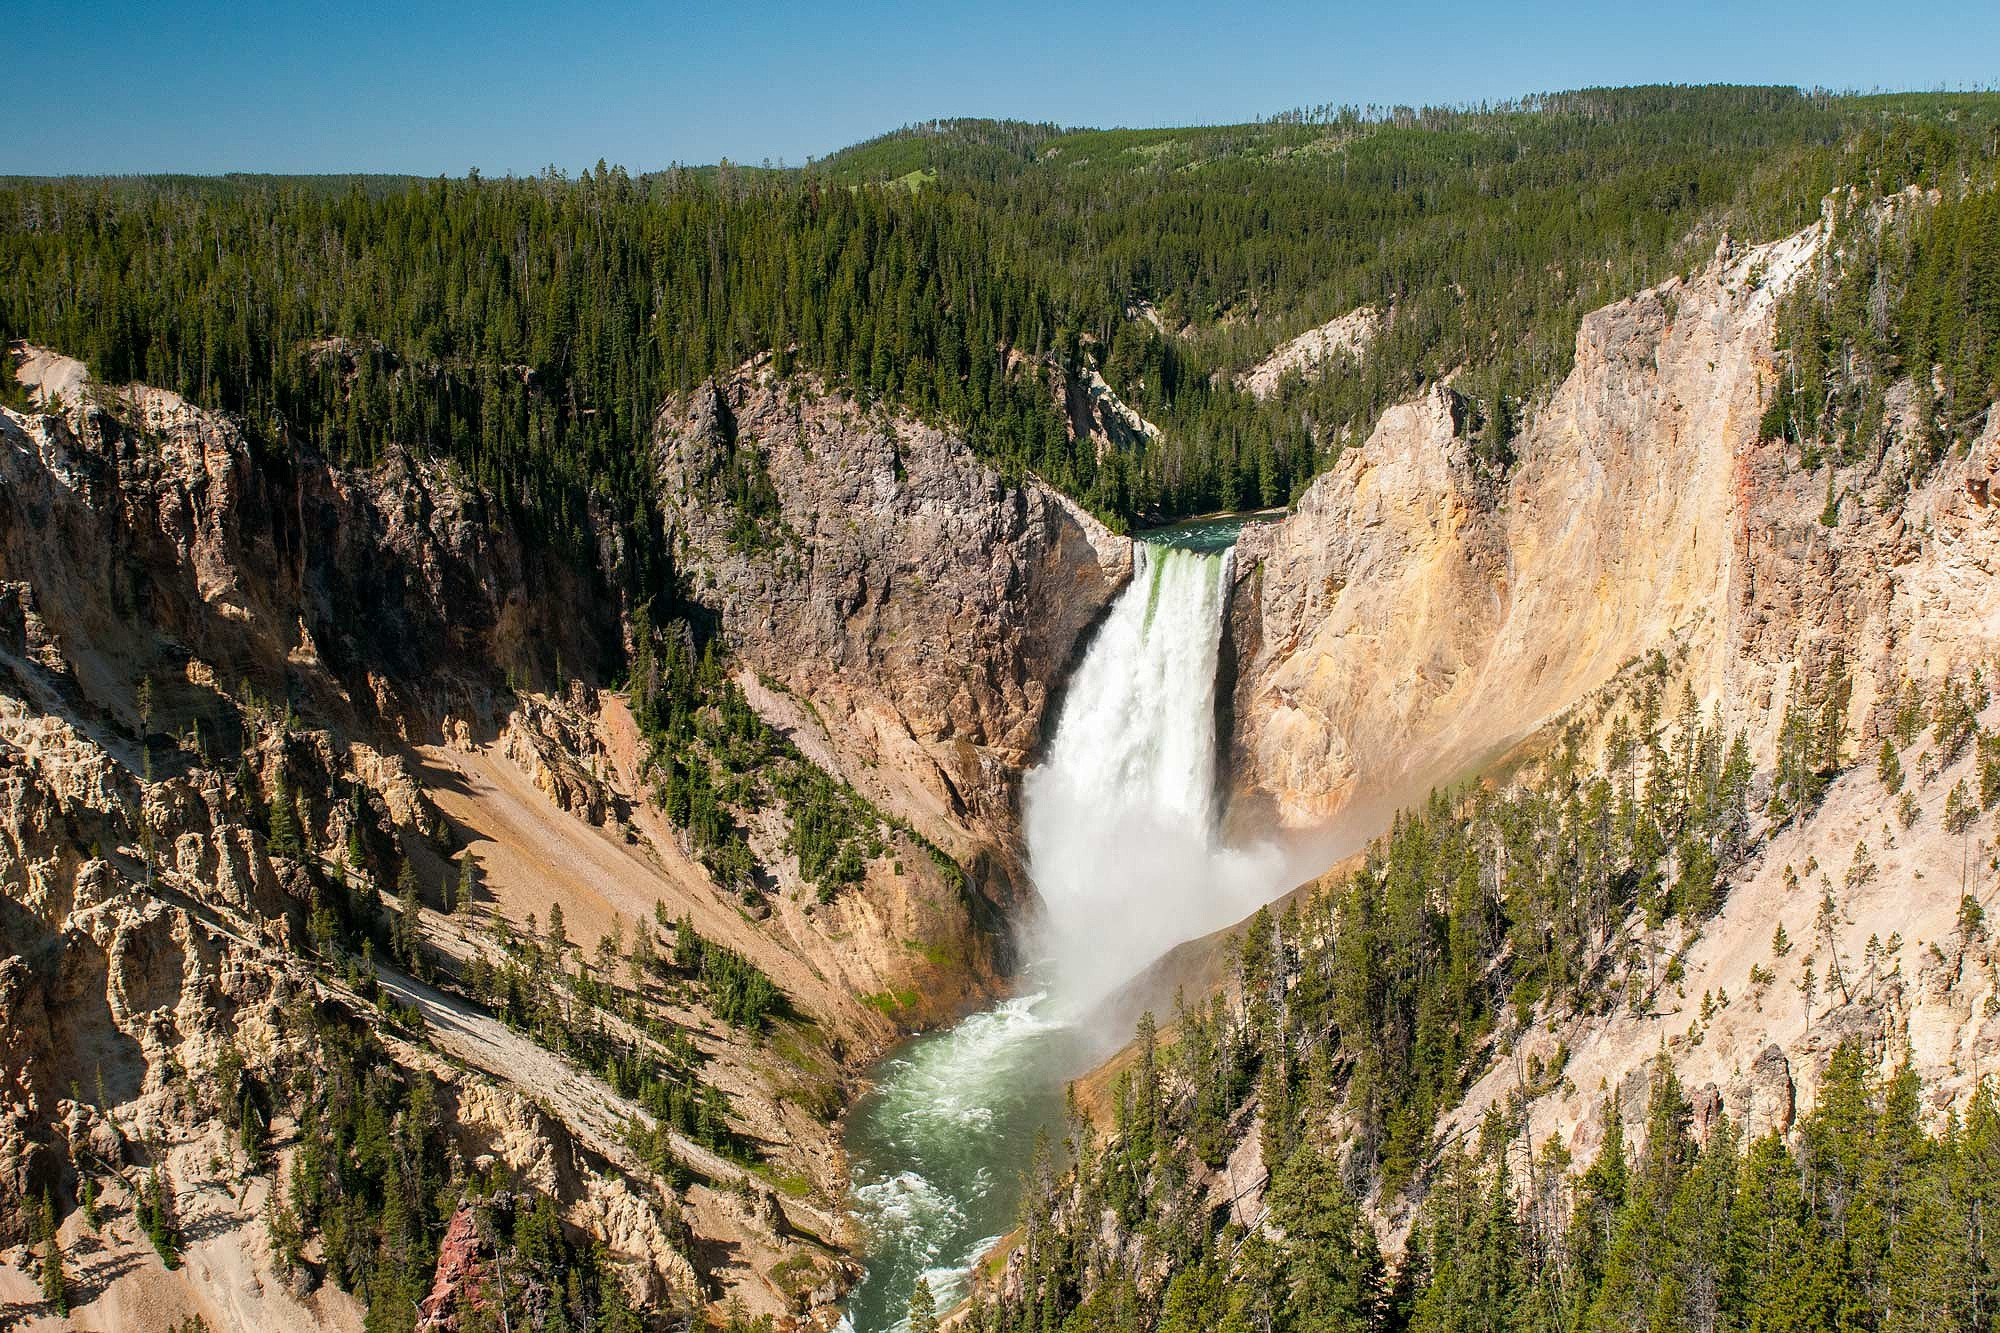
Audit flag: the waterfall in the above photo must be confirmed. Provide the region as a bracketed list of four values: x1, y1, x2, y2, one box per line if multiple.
[841, 536, 1292, 1333]
[1023, 541, 1284, 1001]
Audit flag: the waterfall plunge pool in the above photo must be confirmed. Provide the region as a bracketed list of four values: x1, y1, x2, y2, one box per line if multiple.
[835, 990, 1093, 1333]
[838, 535, 1287, 1332]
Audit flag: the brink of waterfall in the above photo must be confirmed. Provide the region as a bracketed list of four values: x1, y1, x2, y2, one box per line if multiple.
[1022, 540, 1285, 1004]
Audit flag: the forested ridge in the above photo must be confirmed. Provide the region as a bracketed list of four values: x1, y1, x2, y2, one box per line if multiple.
[1763, 182, 2000, 487]
[6, 86, 2000, 533]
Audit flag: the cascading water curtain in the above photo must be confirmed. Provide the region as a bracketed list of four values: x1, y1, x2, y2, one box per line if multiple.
[1023, 541, 1283, 1004]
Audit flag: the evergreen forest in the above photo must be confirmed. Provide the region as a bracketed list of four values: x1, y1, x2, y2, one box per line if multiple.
[7, 86, 2000, 536]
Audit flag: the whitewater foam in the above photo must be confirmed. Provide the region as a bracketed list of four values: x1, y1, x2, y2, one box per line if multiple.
[1023, 542, 1285, 1002]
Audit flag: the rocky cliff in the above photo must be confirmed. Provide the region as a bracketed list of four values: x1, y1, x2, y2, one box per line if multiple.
[1131, 199, 2000, 1256]
[1432, 680, 2000, 1224]
[1, 348, 628, 742]
[1227, 210, 2000, 833]
[0, 350, 1129, 1329]
[654, 369, 1130, 907]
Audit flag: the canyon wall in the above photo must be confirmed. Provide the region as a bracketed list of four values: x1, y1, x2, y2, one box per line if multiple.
[1193, 200, 2000, 1243]
[654, 370, 1130, 904]
[0, 351, 1129, 1328]
[1228, 212, 2000, 832]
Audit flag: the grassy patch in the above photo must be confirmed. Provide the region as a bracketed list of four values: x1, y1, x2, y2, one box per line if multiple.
[861, 989, 920, 1017]
[750, 1162, 819, 1200]
[903, 936, 963, 970]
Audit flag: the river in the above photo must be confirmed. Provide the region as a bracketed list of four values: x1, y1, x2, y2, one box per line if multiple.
[838, 516, 1283, 1332]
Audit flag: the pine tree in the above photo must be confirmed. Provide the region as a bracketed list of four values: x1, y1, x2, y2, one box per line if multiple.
[139, 1162, 182, 1269]
[628, 923, 656, 987]
[37, 1189, 67, 1314]
[266, 1176, 305, 1277]
[1730, 1129, 1835, 1330]
[1943, 778, 1975, 835]
[546, 901, 569, 962]
[1269, 1136, 1385, 1330]
[908, 1276, 940, 1333]
[1894, 679, 1925, 748]
[267, 768, 302, 859]
[241, 1093, 266, 1165]
[1959, 1084, 2000, 1327]
[455, 849, 476, 914]
[674, 913, 702, 972]
[1589, 1065, 1694, 1331]
[1412, 1146, 1512, 1333]
[392, 860, 423, 974]
[1878, 736, 1905, 794]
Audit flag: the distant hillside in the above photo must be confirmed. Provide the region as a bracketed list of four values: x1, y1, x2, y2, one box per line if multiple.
[8, 87, 1998, 530]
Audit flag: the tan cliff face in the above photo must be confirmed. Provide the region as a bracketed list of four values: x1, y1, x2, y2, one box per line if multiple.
[1228, 215, 2000, 834]
[0, 371, 735, 1325]
[1, 351, 627, 741]
[0, 350, 1127, 1047]
[655, 370, 1131, 905]
[1199, 203, 2000, 1240]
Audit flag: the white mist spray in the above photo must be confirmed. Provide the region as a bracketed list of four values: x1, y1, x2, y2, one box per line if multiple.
[840, 539, 1294, 1333]
[1023, 542, 1285, 1003]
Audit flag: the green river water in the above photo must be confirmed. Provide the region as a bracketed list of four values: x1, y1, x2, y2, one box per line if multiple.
[837, 991, 1093, 1332]
[838, 511, 1279, 1331]
[1135, 507, 1284, 553]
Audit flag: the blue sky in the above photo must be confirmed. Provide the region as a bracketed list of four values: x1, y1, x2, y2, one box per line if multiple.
[10, 0, 1998, 176]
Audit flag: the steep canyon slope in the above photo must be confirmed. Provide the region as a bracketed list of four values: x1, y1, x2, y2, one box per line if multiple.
[971, 194, 2000, 1333]
[1229, 206, 2000, 833]
[0, 351, 1125, 1329]
[1218, 195, 2000, 1167]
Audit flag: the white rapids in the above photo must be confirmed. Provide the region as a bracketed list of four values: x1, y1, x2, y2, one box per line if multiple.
[1023, 540, 1285, 1003]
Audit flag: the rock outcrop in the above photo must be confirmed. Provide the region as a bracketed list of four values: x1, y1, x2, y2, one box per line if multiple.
[1059, 363, 1163, 455]
[1436, 689, 2000, 1207]
[1237, 304, 1384, 400]
[0, 362, 716, 1325]
[1199, 201, 2000, 1243]
[0, 352, 626, 748]
[655, 370, 1131, 903]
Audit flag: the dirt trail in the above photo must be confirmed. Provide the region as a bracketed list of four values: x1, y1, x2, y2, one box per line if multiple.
[374, 965, 638, 1162]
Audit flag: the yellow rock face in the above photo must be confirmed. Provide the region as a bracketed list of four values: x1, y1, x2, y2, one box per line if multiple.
[1228, 215, 2000, 835]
